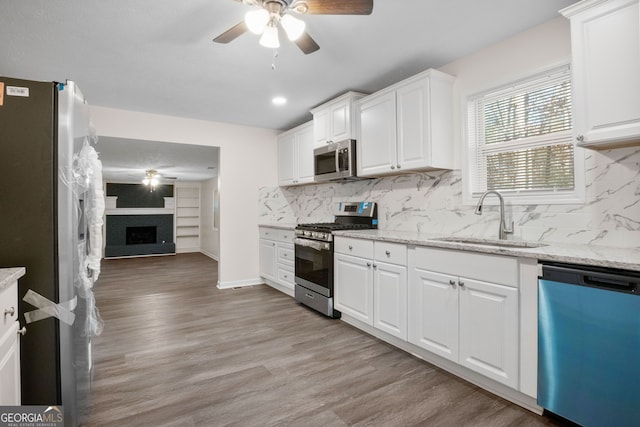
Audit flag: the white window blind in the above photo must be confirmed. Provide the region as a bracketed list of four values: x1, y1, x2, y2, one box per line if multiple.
[468, 66, 574, 197]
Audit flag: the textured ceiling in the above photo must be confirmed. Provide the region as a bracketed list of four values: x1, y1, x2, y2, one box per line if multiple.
[96, 137, 219, 183]
[0, 0, 577, 131]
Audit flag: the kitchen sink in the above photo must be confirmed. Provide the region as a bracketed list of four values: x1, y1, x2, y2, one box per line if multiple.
[433, 236, 548, 248]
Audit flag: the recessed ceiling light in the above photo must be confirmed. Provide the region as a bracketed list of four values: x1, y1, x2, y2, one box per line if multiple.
[272, 96, 287, 106]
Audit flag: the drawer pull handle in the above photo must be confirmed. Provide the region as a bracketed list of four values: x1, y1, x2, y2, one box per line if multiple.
[449, 280, 456, 286]
[366, 262, 371, 267]
[348, 245, 353, 250]
[305, 293, 315, 299]
[4, 307, 15, 316]
[18, 326, 27, 336]
[385, 250, 390, 256]
[458, 281, 465, 287]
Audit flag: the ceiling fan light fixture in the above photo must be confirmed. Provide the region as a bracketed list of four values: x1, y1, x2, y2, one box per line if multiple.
[280, 14, 305, 41]
[245, 8, 269, 34]
[259, 23, 280, 48]
[143, 169, 160, 191]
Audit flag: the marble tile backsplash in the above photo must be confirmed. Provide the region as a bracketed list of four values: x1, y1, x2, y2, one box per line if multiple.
[259, 146, 640, 248]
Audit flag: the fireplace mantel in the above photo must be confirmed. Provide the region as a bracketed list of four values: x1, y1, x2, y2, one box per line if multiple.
[105, 196, 174, 215]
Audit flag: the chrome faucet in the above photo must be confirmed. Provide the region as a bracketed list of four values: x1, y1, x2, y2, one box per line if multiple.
[475, 190, 514, 240]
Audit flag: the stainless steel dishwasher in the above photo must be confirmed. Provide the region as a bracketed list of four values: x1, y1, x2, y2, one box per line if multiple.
[538, 262, 640, 427]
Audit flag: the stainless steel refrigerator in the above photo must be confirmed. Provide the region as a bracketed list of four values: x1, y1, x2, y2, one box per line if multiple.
[0, 77, 103, 426]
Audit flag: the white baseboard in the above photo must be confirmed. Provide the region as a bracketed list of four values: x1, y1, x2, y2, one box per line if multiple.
[217, 277, 263, 289]
[199, 249, 219, 261]
[176, 247, 200, 253]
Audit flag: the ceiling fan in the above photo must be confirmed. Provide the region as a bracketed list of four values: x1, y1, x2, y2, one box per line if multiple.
[213, 0, 373, 54]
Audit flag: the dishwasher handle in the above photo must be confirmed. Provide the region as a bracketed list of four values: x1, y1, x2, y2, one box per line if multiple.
[541, 263, 640, 295]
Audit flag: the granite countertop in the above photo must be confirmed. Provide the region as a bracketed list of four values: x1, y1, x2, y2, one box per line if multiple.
[332, 229, 640, 273]
[0, 267, 26, 291]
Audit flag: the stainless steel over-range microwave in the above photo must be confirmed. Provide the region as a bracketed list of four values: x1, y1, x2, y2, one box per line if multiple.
[313, 139, 357, 182]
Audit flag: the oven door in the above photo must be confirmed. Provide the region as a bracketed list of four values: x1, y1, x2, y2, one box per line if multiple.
[314, 147, 339, 181]
[294, 237, 333, 297]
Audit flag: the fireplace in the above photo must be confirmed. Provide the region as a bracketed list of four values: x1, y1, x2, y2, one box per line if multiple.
[105, 214, 175, 257]
[126, 226, 157, 245]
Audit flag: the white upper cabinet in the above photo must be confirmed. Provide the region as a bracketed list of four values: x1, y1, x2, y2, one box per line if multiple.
[358, 69, 455, 177]
[311, 92, 365, 146]
[277, 121, 315, 186]
[561, 0, 640, 148]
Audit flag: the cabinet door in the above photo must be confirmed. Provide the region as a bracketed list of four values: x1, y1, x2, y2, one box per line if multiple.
[408, 268, 458, 362]
[295, 123, 315, 184]
[458, 278, 518, 388]
[313, 108, 330, 146]
[396, 77, 431, 170]
[335, 253, 373, 325]
[569, 0, 640, 146]
[373, 261, 407, 340]
[330, 101, 350, 142]
[358, 91, 397, 177]
[259, 239, 277, 281]
[277, 132, 296, 186]
[0, 322, 21, 405]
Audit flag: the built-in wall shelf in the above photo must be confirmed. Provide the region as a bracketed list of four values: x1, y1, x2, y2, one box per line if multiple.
[174, 185, 201, 253]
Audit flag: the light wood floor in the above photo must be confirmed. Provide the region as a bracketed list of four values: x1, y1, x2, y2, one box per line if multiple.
[84, 253, 569, 426]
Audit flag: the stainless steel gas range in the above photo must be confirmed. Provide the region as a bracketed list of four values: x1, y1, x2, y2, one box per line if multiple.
[294, 202, 377, 317]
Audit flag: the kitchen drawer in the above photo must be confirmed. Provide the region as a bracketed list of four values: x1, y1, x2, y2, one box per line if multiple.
[278, 265, 295, 290]
[278, 229, 295, 243]
[259, 227, 278, 240]
[374, 241, 407, 266]
[278, 243, 294, 266]
[0, 282, 18, 337]
[334, 237, 374, 259]
[259, 227, 296, 243]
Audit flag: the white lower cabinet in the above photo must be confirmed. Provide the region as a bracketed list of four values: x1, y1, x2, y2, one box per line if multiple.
[259, 238, 277, 281]
[0, 274, 22, 405]
[335, 252, 374, 324]
[259, 227, 295, 296]
[459, 278, 518, 387]
[0, 323, 20, 405]
[372, 261, 407, 339]
[408, 246, 519, 389]
[333, 238, 538, 408]
[335, 237, 408, 340]
[408, 269, 459, 360]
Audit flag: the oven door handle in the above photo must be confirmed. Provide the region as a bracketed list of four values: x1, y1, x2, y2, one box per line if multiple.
[294, 238, 331, 251]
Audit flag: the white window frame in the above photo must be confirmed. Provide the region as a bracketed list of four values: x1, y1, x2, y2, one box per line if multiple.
[463, 64, 585, 206]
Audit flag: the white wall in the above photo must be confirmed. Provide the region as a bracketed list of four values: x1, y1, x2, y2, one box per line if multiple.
[439, 16, 572, 167]
[200, 177, 219, 260]
[90, 106, 279, 287]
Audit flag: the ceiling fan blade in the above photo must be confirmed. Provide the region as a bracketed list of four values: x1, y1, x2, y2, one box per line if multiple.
[291, 0, 373, 15]
[212, 21, 248, 44]
[294, 31, 320, 54]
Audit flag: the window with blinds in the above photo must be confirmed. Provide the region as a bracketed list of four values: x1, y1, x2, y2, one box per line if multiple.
[467, 66, 576, 200]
